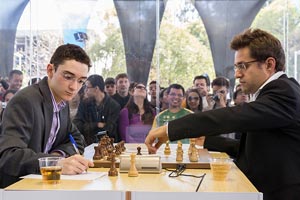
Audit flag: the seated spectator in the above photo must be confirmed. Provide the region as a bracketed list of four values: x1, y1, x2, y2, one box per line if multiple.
[186, 88, 203, 113]
[119, 83, 155, 143]
[73, 74, 121, 144]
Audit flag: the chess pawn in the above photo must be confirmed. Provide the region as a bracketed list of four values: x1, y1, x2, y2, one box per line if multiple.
[188, 138, 196, 156]
[128, 153, 139, 177]
[108, 152, 118, 176]
[137, 146, 142, 155]
[164, 141, 171, 155]
[176, 141, 183, 162]
[189, 146, 199, 162]
[176, 148, 183, 162]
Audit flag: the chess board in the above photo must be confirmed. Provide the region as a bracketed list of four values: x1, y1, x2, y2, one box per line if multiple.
[90, 143, 212, 169]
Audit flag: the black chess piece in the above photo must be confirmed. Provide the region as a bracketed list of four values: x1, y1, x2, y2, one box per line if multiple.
[137, 146, 142, 155]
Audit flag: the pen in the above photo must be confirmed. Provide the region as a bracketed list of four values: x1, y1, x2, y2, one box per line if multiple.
[69, 134, 80, 154]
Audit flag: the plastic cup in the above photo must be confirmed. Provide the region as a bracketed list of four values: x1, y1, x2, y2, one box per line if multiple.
[38, 157, 64, 184]
[210, 157, 233, 181]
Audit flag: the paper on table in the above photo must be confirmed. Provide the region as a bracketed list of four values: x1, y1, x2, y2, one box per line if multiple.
[21, 172, 106, 181]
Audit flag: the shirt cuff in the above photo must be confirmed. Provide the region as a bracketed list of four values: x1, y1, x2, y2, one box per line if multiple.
[50, 150, 67, 157]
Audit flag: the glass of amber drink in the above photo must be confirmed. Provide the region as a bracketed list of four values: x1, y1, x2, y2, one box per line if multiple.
[38, 157, 64, 184]
[210, 157, 233, 181]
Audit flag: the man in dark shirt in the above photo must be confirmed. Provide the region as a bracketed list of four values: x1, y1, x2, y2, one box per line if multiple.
[112, 73, 131, 109]
[73, 74, 121, 144]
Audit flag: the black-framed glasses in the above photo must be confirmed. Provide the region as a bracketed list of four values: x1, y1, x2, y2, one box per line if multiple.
[135, 85, 146, 90]
[234, 60, 258, 71]
[61, 71, 87, 85]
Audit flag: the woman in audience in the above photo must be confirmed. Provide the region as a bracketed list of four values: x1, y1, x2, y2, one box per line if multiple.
[119, 83, 155, 143]
[159, 87, 168, 111]
[186, 88, 202, 113]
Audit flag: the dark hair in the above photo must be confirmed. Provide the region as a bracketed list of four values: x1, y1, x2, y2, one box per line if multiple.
[0, 79, 9, 90]
[115, 73, 129, 82]
[159, 87, 168, 99]
[87, 74, 105, 92]
[211, 76, 230, 89]
[167, 84, 185, 95]
[104, 77, 115, 85]
[186, 88, 203, 112]
[50, 44, 91, 71]
[125, 83, 154, 125]
[230, 28, 285, 72]
[193, 75, 210, 87]
[9, 70, 23, 80]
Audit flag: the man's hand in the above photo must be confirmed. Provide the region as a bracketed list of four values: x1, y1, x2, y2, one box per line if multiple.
[60, 154, 94, 175]
[145, 125, 169, 154]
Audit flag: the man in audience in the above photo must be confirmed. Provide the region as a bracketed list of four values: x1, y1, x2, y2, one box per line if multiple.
[73, 74, 121, 144]
[112, 73, 130, 109]
[211, 76, 231, 109]
[148, 80, 159, 109]
[152, 83, 192, 144]
[145, 28, 300, 200]
[0, 44, 94, 188]
[193, 75, 211, 111]
[104, 77, 116, 96]
[7, 69, 23, 91]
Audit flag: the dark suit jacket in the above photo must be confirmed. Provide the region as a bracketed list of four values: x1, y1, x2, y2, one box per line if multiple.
[0, 77, 85, 188]
[168, 74, 300, 193]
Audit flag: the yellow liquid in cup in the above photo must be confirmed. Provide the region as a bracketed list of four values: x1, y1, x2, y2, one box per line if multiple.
[210, 163, 231, 181]
[40, 166, 62, 184]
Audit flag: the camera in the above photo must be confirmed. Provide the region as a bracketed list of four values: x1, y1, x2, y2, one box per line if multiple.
[1, 102, 7, 109]
[213, 90, 225, 101]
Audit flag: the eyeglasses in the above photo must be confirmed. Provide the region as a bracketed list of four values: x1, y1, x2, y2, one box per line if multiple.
[84, 85, 94, 90]
[135, 85, 146, 90]
[188, 96, 199, 101]
[168, 93, 184, 98]
[61, 71, 86, 85]
[234, 60, 258, 71]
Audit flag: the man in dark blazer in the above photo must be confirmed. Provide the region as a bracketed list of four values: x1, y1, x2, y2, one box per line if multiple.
[145, 28, 300, 200]
[0, 44, 94, 188]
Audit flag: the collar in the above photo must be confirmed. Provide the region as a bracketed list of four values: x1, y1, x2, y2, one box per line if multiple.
[49, 89, 67, 112]
[249, 71, 285, 102]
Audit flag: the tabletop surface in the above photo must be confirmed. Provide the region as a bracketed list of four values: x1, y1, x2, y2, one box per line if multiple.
[5, 144, 258, 193]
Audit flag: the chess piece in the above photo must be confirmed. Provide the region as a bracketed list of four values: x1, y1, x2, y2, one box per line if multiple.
[188, 138, 196, 156]
[189, 143, 198, 162]
[108, 152, 118, 176]
[137, 146, 142, 155]
[93, 146, 103, 160]
[128, 153, 139, 177]
[164, 141, 171, 155]
[176, 141, 183, 162]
